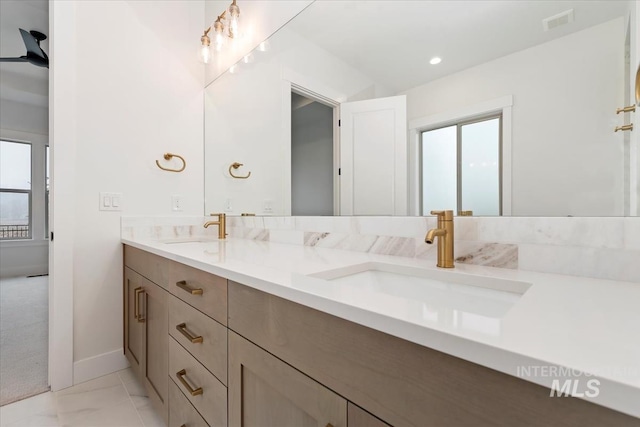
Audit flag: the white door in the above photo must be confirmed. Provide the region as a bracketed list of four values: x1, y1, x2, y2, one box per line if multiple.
[339, 95, 407, 215]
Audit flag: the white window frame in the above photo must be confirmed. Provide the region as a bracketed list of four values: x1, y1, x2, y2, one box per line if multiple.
[408, 95, 513, 216]
[420, 113, 503, 216]
[0, 130, 49, 243]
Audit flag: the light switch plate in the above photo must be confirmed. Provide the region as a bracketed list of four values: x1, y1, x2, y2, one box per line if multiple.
[99, 192, 123, 211]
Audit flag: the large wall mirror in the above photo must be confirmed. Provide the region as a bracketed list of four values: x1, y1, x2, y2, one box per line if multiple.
[205, 0, 637, 217]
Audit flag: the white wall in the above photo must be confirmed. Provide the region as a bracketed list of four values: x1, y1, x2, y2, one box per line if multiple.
[0, 99, 48, 135]
[204, 27, 390, 215]
[291, 100, 334, 216]
[51, 0, 204, 384]
[403, 18, 626, 217]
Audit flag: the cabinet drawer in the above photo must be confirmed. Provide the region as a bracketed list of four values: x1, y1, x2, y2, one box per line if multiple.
[169, 337, 227, 427]
[169, 379, 209, 427]
[169, 294, 228, 385]
[124, 245, 170, 290]
[168, 261, 227, 325]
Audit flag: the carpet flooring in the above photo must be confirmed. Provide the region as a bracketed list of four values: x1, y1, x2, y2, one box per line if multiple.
[0, 276, 49, 406]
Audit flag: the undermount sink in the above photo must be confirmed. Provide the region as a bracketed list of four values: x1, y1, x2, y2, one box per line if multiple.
[161, 237, 220, 244]
[305, 262, 532, 322]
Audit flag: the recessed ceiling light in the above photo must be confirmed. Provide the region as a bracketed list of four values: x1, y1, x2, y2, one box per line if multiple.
[430, 57, 442, 65]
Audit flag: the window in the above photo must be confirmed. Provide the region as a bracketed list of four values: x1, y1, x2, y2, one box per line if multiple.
[421, 115, 502, 216]
[0, 140, 32, 239]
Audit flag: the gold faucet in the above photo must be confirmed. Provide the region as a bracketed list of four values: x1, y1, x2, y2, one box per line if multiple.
[425, 210, 454, 268]
[204, 213, 227, 239]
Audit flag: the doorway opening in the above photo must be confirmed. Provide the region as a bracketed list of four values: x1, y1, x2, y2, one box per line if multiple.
[290, 90, 338, 216]
[0, 0, 50, 405]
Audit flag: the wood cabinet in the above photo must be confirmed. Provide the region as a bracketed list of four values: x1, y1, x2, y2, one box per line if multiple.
[123, 267, 144, 377]
[124, 246, 640, 427]
[124, 255, 169, 424]
[347, 404, 392, 427]
[169, 336, 227, 426]
[168, 294, 228, 384]
[228, 280, 640, 427]
[168, 379, 209, 427]
[229, 330, 347, 427]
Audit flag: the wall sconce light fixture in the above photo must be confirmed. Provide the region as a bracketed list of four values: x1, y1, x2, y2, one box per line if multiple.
[200, 0, 242, 64]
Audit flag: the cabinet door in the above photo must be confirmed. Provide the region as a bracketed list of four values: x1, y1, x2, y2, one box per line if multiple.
[124, 267, 145, 379]
[229, 331, 346, 427]
[347, 404, 392, 427]
[142, 279, 169, 423]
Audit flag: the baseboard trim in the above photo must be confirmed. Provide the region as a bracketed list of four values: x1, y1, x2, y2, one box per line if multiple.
[73, 348, 130, 385]
[0, 263, 49, 279]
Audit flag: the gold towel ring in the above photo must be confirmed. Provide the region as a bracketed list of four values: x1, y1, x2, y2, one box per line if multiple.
[229, 162, 251, 179]
[156, 153, 186, 173]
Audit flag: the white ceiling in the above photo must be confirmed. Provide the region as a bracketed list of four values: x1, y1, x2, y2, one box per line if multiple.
[0, 0, 49, 108]
[0, 1, 630, 107]
[288, 0, 631, 93]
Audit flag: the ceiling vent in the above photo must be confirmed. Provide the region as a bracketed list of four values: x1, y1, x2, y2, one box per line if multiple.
[542, 9, 574, 32]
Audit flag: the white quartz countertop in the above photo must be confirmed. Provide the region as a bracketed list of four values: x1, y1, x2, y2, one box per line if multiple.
[122, 236, 640, 418]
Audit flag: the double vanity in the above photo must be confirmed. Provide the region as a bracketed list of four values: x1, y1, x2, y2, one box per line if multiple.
[121, 228, 640, 427]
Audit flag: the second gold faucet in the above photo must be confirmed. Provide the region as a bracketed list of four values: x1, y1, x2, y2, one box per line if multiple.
[204, 213, 227, 239]
[425, 210, 454, 268]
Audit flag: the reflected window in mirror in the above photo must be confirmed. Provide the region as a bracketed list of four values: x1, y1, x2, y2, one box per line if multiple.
[421, 115, 501, 216]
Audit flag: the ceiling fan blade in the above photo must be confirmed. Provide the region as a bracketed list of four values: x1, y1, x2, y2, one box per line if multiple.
[19, 28, 46, 59]
[25, 55, 49, 68]
[0, 57, 28, 63]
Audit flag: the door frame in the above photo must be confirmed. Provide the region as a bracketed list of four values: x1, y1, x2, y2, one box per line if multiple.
[49, 0, 75, 391]
[281, 69, 341, 215]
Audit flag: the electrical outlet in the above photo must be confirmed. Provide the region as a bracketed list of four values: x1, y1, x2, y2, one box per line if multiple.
[263, 199, 273, 213]
[99, 192, 123, 211]
[171, 195, 184, 212]
[224, 198, 233, 212]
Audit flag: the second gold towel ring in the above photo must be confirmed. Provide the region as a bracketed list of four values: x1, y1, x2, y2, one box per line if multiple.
[229, 162, 251, 179]
[156, 153, 186, 173]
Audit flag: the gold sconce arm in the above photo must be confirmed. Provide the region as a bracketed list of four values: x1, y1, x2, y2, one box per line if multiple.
[616, 105, 636, 114]
[229, 162, 251, 179]
[615, 124, 634, 132]
[156, 153, 186, 173]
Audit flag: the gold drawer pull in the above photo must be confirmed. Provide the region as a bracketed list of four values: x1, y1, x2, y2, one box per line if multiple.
[176, 323, 203, 343]
[176, 280, 203, 296]
[134, 287, 145, 323]
[326, 424, 334, 427]
[176, 369, 203, 396]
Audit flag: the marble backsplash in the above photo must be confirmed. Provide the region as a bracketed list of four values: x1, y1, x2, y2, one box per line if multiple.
[122, 216, 640, 283]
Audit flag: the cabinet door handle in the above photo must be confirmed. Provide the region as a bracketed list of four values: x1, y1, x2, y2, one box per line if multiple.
[176, 323, 203, 343]
[176, 369, 203, 396]
[176, 280, 203, 296]
[134, 287, 145, 323]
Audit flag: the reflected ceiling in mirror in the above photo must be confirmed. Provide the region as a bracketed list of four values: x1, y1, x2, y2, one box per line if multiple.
[204, 0, 637, 217]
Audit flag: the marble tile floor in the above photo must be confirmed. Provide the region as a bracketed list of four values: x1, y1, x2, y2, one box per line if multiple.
[0, 369, 165, 427]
